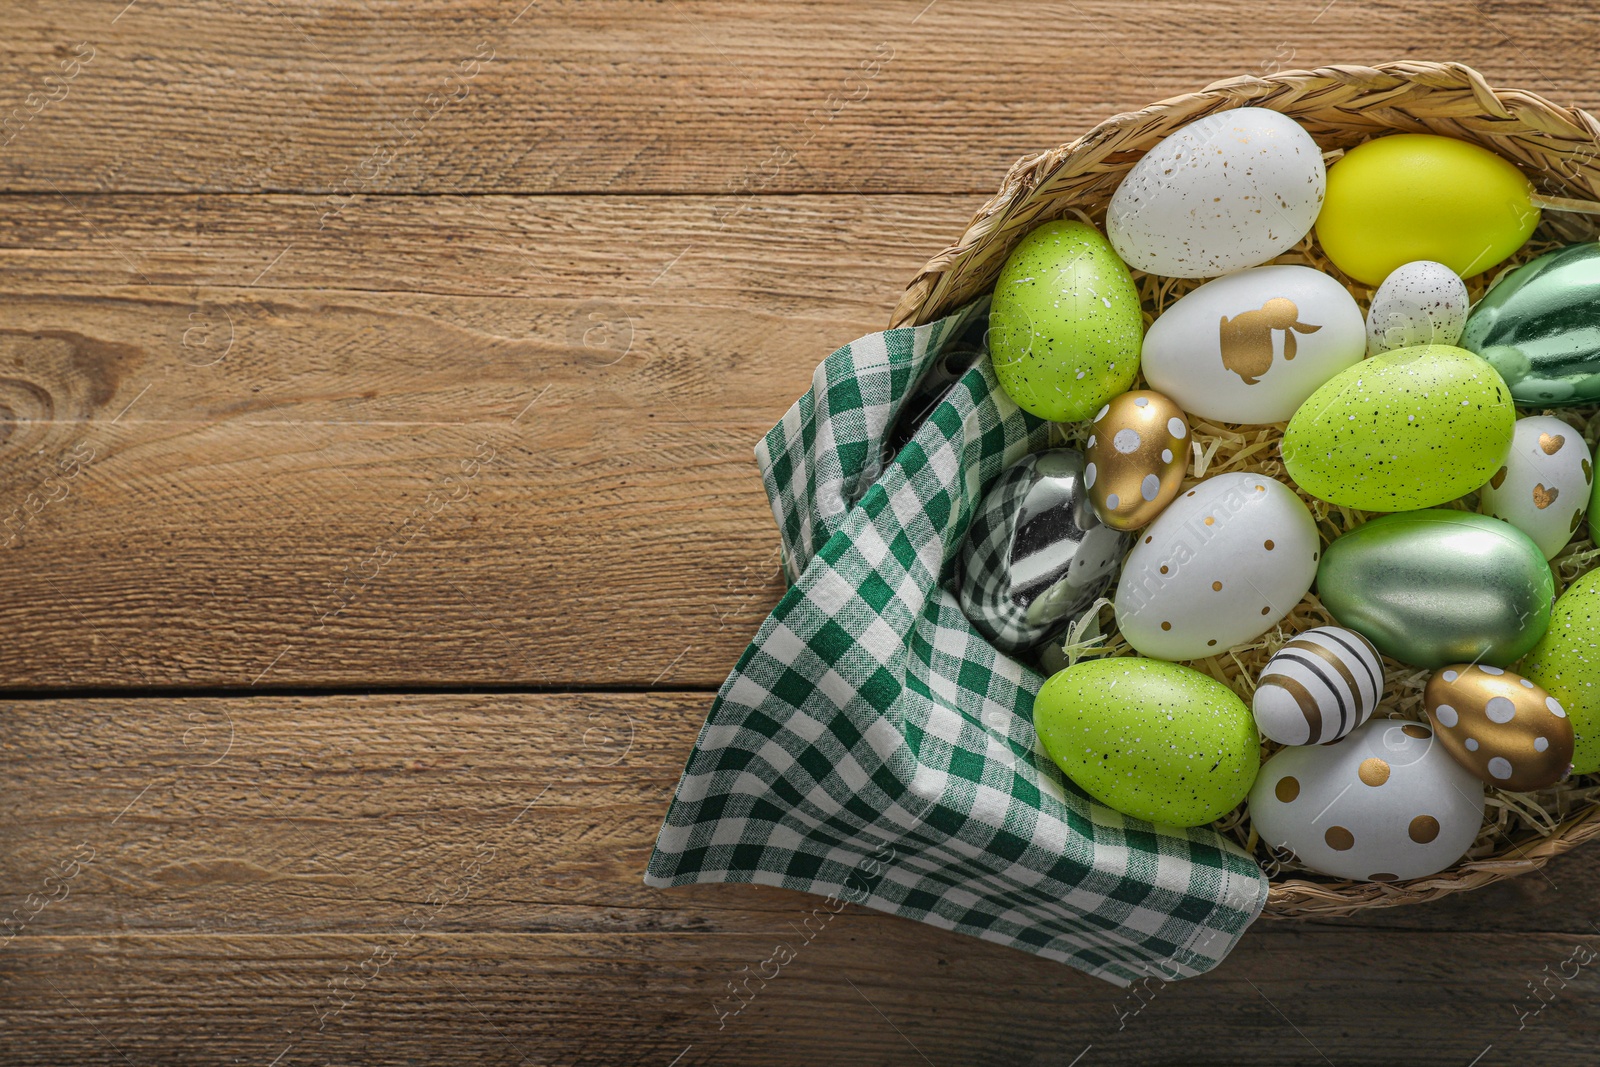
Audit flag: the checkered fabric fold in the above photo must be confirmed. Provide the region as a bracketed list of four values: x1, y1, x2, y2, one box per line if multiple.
[645, 302, 1267, 985]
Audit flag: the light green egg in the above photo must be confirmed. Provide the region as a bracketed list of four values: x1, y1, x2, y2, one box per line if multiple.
[1033, 657, 1259, 827]
[1281, 344, 1515, 511]
[1318, 510, 1554, 669]
[1521, 568, 1600, 775]
[988, 220, 1143, 422]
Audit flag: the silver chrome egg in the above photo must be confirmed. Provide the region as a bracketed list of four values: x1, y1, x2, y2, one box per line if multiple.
[956, 449, 1130, 655]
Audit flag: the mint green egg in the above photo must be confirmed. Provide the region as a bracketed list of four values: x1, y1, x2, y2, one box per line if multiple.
[1034, 657, 1259, 827]
[988, 220, 1143, 422]
[1317, 510, 1553, 669]
[1281, 344, 1514, 511]
[1521, 568, 1600, 774]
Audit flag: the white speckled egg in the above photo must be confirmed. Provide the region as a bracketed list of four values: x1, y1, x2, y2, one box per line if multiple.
[1366, 260, 1470, 354]
[1479, 415, 1594, 560]
[1248, 719, 1485, 882]
[1114, 472, 1320, 660]
[1106, 107, 1326, 279]
[1142, 265, 1366, 424]
[1253, 626, 1385, 745]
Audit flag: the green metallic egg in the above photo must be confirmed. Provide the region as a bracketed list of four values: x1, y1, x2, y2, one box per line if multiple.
[988, 220, 1144, 422]
[1281, 344, 1515, 511]
[1521, 568, 1600, 775]
[1461, 242, 1600, 407]
[1317, 510, 1554, 670]
[1033, 657, 1258, 827]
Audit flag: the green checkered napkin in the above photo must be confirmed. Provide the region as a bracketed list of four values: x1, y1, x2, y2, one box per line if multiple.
[645, 301, 1268, 985]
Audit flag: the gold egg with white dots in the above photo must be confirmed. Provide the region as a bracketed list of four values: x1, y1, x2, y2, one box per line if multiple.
[1084, 390, 1189, 531]
[1425, 663, 1574, 791]
[1246, 719, 1485, 882]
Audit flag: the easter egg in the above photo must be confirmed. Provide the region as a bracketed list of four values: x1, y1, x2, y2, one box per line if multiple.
[1105, 107, 1325, 279]
[1314, 133, 1539, 286]
[988, 220, 1143, 421]
[1461, 242, 1600, 406]
[1141, 265, 1366, 424]
[1317, 510, 1554, 669]
[1478, 416, 1593, 560]
[1034, 657, 1259, 826]
[1248, 719, 1485, 882]
[1521, 569, 1600, 775]
[1252, 626, 1384, 746]
[1085, 391, 1189, 530]
[957, 449, 1130, 655]
[1280, 344, 1515, 511]
[1425, 664, 1573, 791]
[1366, 260, 1469, 354]
[1114, 472, 1319, 661]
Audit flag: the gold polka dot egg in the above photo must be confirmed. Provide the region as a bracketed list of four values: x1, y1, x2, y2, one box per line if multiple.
[1248, 718, 1485, 882]
[1084, 390, 1189, 530]
[1425, 664, 1574, 791]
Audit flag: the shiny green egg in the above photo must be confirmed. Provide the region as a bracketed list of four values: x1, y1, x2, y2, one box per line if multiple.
[988, 220, 1144, 422]
[1521, 569, 1600, 774]
[1281, 344, 1515, 512]
[1462, 242, 1600, 407]
[1034, 657, 1259, 827]
[1318, 510, 1554, 669]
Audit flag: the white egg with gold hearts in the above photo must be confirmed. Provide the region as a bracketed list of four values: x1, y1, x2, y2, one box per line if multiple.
[1478, 415, 1593, 560]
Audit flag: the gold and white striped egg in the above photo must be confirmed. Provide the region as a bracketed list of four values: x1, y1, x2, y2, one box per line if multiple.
[1252, 626, 1384, 746]
[1084, 391, 1189, 531]
[1247, 719, 1485, 882]
[1478, 415, 1594, 560]
[1425, 663, 1575, 791]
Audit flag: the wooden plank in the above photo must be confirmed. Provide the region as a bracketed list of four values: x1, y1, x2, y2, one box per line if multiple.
[1, 928, 1595, 1065]
[0, 2, 1596, 196]
[4, 691, 1598, 937]
[0, 193, 990, 689]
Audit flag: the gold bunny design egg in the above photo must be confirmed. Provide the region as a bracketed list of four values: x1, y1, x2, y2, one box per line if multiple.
[1425, 664, 1574, 791]
[1085, 391, 1189, 531]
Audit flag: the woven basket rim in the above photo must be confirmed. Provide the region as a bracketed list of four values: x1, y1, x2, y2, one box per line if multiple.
[894, 59, 1600, 918]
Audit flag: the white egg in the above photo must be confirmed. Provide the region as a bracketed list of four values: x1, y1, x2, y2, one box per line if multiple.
[1142, 265, 1366, 424]
[1253, 626, 1385, 745]
[1106, 107, 1326, 279]
[1114, 472, 1319, 660]
[1366, 260, 1469, 354]
[1248, 719, 1485, 882]
[1478, 415, 1593, 559]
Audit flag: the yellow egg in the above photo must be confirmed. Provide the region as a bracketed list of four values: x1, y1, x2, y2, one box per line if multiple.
[1424, 663, 1574, 791]
[1084, 391, 1188, 530]
[1315, 134, 1539, 286]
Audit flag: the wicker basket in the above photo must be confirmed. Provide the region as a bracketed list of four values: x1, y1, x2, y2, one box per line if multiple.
[891, 61, 1600, 918]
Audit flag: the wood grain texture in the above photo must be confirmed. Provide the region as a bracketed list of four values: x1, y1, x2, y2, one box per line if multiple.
[0, 193, 995, 690]
[3, 929, 1598, 1066]
[4, 691, 1599, 938]
[1, 1, 1597, 196]
[7, 1, 1600, 1064]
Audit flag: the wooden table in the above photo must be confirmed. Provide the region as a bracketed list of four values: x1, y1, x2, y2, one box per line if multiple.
[4, 3, 1600, 1063]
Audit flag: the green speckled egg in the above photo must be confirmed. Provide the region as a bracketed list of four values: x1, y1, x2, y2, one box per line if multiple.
[988, 220, 1144, 422]
[1281, 344, 1515, 511]
[1033, 657, 1259, 827]
[1521, 569, 1600, 774]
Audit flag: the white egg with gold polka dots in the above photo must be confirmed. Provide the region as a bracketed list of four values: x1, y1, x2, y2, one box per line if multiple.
[1113, 472, 1319, 660]
[1247, 718, 1485, 883]
[1478, 415, 1593, 560]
